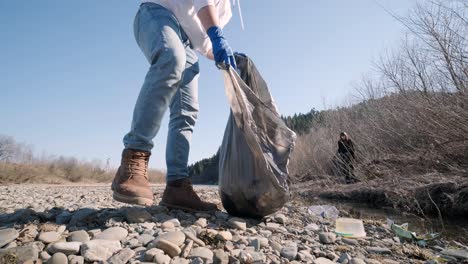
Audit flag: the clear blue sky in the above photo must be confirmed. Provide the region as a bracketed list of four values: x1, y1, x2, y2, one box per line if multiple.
[0, 0, 415, 169]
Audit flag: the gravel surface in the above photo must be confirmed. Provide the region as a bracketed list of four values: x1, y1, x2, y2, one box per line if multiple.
[0, 184, 467, 264]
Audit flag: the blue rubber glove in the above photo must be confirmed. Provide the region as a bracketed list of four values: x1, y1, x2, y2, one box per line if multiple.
[207, 26, 237, 69]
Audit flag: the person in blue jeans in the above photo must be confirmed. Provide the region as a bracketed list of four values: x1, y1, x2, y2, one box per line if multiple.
[111, 0, 238, 211]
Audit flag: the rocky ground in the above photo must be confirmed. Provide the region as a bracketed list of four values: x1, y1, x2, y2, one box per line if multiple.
[0, 185, 467, 264]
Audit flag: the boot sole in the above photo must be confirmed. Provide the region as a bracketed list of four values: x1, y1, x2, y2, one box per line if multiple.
[113, 191, 153, 206]
[159, 201, 217, 213]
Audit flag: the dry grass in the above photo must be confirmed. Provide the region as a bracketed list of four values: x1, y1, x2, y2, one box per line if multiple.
[0, 162, 166, 184]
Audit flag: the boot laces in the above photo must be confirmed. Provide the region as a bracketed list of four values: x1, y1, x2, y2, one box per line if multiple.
[124, 153, 149, 180]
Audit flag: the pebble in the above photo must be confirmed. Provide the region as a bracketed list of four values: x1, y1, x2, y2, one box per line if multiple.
[319, 232, 337, 244]
[171, 257, 190, 264]
[194, 218, 208, 228]
[339, 252, 352, 263]
[213, 249, 229, 264]
[156, 231, 186, 246]
[107, 248, 135, 264]
[382, 259, 399, 264]
[350, 258, 367, 264]
[280, 242, 298, 261]
[182, 229, 205, 246]
[94, 227, 128, 241]
[48, 242, 82, 255]
[180, 240, 193, 258]
[305, 223, 320, 231]
[265, 222, 281, 231]
[228, 218, 247, 231]
[155, 239, 181, 257]
[249, 238, 261, 251]
[297, 250, 315, 262]
[365, 260, 382, 264]
[68, 230, 90, 243]
[141, 222, 156, 229]
[144, 248, 164, 261]
[274, 214, 288, 224]
[441, 248, 468, 260]
[48, 252, 68, 264]
[216, 231, 233, 241]
[189, 247, 214, 262]
[0, 228, 19, 248]
[137, 234, 155, 246]
[68, 255, 84, 264]
[367, 246, 392, 255]
[0, 185, 457, 264]
[164, 218, 181, 227]
[154, 252, 171, 264]
[270, 240, 282, 253]
[161, 221, 174, 231]
[57, 225, 67, 234]
[315, 257, 335, 264]
[41, 251, 52, 261]
[80, 239, 122, 261]
[38, 231, 61, 244]
[342, 238, 359, 245]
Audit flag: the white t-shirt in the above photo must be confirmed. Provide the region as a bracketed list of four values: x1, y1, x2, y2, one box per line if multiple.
[141, 0, 232, 58]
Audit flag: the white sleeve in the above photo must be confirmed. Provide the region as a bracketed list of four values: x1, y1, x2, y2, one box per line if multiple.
[193, 0, 216, 13]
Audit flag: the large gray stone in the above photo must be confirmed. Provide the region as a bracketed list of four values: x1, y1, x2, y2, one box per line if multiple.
[39, 231, 61, 244]
[0, 229, 19, 248]
[156, 231, 185, 246]
[94, 227, 128, 241]
[48, 242, 82, 255]
[67, 230, 89, 243]
[81, 239, 122, 261]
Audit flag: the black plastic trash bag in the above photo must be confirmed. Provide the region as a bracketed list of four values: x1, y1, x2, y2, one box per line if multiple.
[219, 54, 296, 218]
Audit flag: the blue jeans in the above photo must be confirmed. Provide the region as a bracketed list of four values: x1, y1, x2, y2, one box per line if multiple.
[123, 3, 200, 182]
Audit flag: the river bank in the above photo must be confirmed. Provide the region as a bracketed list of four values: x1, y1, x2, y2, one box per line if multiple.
[0, 184, 467, 263]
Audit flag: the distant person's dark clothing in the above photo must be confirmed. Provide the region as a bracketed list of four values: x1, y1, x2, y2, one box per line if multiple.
[338, 139, 355, 161]
[337, 138, 356, 183]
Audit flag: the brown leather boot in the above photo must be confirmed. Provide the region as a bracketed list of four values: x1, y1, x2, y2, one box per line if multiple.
[160, 178, 218, 212]
[112, 149, 153, 206]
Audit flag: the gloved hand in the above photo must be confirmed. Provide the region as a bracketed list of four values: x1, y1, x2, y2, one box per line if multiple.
[207, 26, 236, 69]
